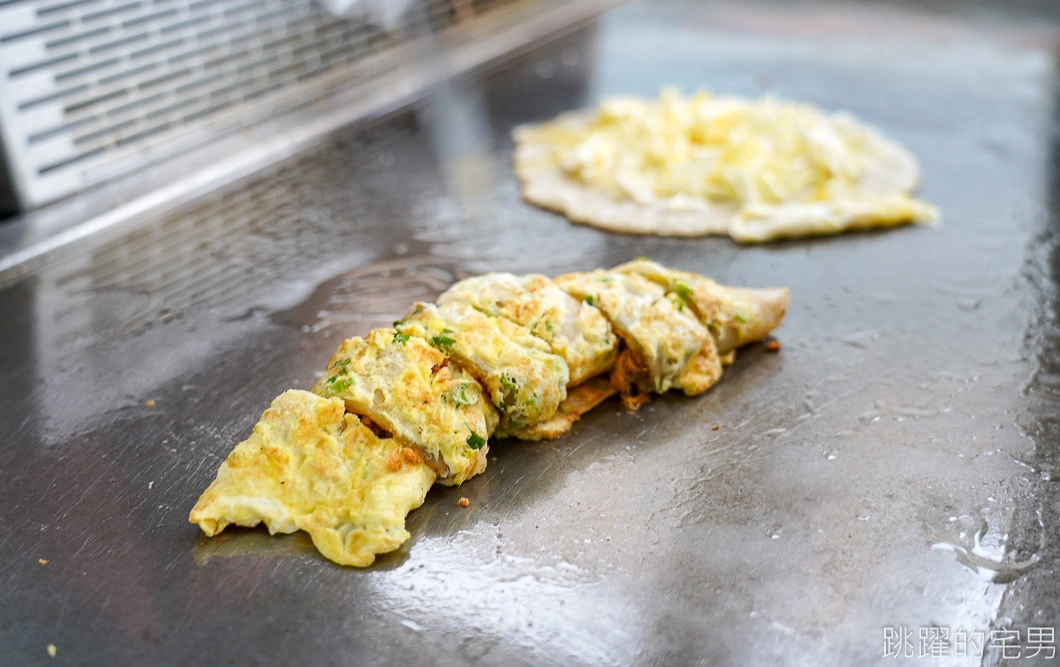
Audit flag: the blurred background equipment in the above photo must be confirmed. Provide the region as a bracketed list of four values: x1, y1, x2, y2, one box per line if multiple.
[0, 0, 602, 216]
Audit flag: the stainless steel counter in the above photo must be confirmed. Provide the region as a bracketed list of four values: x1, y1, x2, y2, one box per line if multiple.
[2, 1, 1059, 664]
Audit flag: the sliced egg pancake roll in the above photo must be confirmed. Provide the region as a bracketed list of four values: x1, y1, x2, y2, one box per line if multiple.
[396, 301, 569, 432]
[313, 328, 497, 486]
[503, 376, 617, 441]
[614, 259, 790, 354]
[438, 273, 617, 386]
[554, 270, 719, 399]
[188, 260, 793, 568]
[189, 390, 436, 567]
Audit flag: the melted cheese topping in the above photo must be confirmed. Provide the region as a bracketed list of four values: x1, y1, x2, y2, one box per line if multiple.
[515, 89, 937, 241]
[524, 89, 889, 204]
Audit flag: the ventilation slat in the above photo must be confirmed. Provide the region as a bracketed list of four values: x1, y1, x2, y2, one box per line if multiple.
[38, 0, 102, 16]
[1, 19, 71, 43]
[0, 0, 521, 200]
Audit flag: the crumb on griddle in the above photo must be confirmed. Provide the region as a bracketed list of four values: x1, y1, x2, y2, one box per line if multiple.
[458, 497, 470, 508]
[47, 645, 56, 658]
[712, 424, 719, 431]
[144, 399, 156, 407]
[620, 393, 650, 411]
[765, 340, 781, 352]
[38, 558, 48, 566]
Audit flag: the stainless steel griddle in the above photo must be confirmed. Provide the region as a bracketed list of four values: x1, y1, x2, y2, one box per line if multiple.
[2, 1, 1059, 664]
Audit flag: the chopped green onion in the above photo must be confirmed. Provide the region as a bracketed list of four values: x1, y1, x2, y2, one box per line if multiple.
[671, 281, 693, 310]
[328, 377, 354, 393]
[672, 281, 693, 300]
[466, 433, 486, 450]
[447, 383, 473, 406]
[393, 331, 410, 345]
[499, 374, 520, 395]
[584, 295, 595, 306]
[432, 335, 456, 347]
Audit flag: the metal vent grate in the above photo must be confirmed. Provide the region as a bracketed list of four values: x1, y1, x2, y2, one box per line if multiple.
[0, 0, 515, 209]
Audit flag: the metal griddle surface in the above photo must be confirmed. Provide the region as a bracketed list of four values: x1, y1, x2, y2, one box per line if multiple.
[2, 1, 1059, 664]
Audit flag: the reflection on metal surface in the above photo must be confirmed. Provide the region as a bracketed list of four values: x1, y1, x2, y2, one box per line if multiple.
[274, 254, 463, 331]
[368, 535, 640, 665]
[2, 1, 1060, 664]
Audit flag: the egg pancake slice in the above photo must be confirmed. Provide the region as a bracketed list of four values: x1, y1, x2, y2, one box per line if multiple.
[503, 376, 617, 441]
[554, 270, 718, 398]
[397, 301, 570, 432]
[189, 390, 436, 567]
[313, 328, 497, 486]
[614, 259, 790, 354]
[438, 273, 617, 386]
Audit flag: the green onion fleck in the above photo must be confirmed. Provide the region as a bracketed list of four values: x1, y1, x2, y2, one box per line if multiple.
[671, 281, 693, 310]
[584, 295, 595, 306]
[393, 331, 410, 345]
[499, 374, 520, 395]
[448, 383, 472, 406]
[329, 377, 354, 393]
[432, 335, 456, 347]
[733, 313, 748, 323]
[672, 281, 693, 300]
[466, 432, 486, 450]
